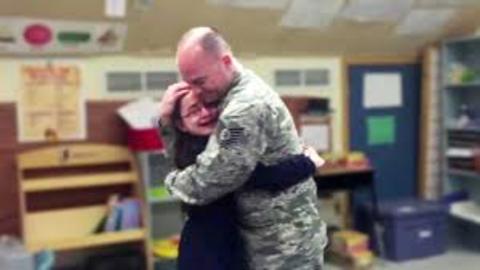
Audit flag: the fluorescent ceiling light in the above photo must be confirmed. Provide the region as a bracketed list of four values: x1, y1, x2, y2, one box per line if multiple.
[396, 9, 456, 35]
[417, 0, 480, 7]
[280, 0, 344, 29]
[207, 0, 290, 10]
[340, 0, 414, 22]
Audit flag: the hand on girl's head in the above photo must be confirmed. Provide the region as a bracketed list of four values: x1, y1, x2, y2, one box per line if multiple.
[177, 91, 219, 136]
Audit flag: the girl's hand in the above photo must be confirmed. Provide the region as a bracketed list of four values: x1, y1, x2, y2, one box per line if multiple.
[303, 146, 325, 168]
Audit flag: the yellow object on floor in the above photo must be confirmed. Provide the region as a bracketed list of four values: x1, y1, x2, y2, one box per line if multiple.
[153, 236, 179, 259]
[328, 230, 375, 270]
[331, 230, 369, 255]
[351, 250, 374, 267]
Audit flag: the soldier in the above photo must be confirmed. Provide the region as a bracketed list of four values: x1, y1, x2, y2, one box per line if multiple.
[158, 27, 327, 270]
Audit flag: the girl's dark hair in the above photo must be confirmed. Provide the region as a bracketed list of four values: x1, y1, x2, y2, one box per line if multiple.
[171, 95, 209, 169]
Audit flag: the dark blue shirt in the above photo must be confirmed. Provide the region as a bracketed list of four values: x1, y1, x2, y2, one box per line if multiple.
[177, 154, 316, 270]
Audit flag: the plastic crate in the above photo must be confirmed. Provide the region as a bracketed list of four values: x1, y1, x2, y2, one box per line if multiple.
[361, 199, 448, 261]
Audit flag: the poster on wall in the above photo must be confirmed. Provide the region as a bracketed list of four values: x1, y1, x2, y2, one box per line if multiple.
[18, 62, 86, 142]
[363, 72, 402, 108]
[367, 115, 395, 145]
[0, 16, 127, 55]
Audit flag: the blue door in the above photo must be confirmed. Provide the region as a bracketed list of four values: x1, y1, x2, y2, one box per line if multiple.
[349, 64, 421, 200]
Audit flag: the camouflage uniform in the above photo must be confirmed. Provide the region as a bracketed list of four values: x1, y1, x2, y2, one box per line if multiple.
[165, 68, 327, 270]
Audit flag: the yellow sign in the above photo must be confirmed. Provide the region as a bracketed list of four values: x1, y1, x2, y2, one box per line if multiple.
[19, 64, 85, 142]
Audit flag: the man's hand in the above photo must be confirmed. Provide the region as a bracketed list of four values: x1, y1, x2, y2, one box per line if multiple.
[303, 146, 325, 169]
[158, 82, 191, 126]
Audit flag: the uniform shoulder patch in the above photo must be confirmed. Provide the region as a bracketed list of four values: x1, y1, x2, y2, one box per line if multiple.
[217, 120, 248, 148]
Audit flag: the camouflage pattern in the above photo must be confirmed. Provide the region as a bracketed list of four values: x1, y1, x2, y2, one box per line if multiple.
[165, 68, 327, 269]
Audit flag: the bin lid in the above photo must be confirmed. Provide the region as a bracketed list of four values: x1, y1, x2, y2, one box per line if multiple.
[376, 199, 447, 219]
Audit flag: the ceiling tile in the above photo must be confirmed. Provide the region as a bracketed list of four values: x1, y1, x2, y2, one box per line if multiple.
[280, 0, 344, 29]
[396, 8, 456, 35]
[340, 0, 414, 22]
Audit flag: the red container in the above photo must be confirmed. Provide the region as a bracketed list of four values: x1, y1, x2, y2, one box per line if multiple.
[127, 128, 164, 151]
[474, 148, 480, 173]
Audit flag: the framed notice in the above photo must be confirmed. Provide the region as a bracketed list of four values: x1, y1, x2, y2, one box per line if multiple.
[300, 115, 331, 152]
[17, 62, 86, 142]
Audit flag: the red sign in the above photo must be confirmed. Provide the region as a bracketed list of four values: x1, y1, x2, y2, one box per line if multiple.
[24, 24, 52, 46]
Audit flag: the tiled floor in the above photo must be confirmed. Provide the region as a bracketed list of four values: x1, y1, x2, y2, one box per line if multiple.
[325, 249, 480, 270]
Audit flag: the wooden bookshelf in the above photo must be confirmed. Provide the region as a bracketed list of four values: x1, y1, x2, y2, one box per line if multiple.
[28, 229, 146, 252]
[22, 172, 137, 192]
[17, 144, 152, 269]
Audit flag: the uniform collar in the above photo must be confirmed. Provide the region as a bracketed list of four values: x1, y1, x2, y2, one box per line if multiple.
[219, 66, 247, 110]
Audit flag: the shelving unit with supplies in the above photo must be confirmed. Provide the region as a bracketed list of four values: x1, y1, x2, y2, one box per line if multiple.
[441, 36, 480, 244]
[136, 150, 183, 268]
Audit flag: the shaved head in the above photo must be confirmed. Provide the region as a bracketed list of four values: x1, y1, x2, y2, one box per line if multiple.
[176, 27, 237, 104]
[177, 27, 231, 58]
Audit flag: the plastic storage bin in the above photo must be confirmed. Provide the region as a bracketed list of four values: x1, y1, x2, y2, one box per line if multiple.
[361, 199, 448, 261]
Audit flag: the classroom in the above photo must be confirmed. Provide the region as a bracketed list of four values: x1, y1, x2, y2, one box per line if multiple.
[0, 1, 480, 270]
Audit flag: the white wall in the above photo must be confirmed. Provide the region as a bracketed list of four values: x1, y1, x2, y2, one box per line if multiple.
[0, 55, 344, 152]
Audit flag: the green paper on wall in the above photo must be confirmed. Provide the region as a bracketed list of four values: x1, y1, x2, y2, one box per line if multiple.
[367, 115, 395, 145]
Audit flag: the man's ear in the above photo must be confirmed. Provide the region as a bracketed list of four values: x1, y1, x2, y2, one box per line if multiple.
[221, 54, 232, 67]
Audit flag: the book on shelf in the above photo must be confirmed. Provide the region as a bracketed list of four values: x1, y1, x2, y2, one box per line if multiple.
[95, 195, 142, 233]
[118, 199, 142, 230]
